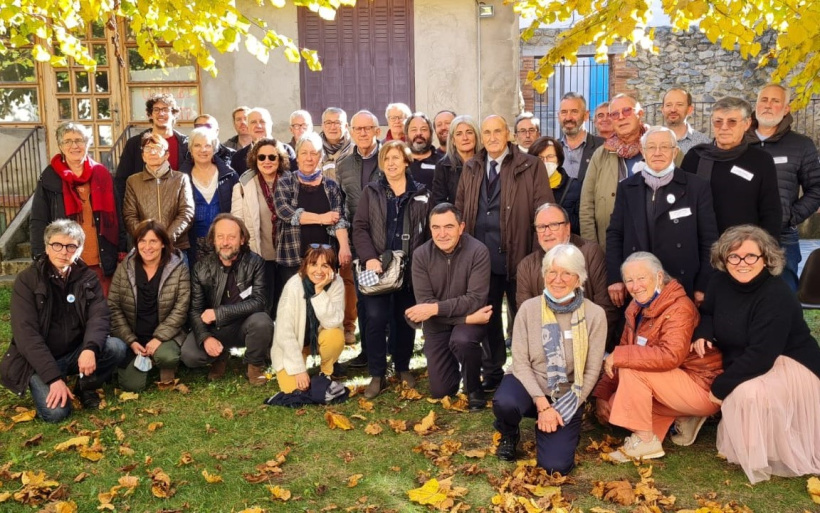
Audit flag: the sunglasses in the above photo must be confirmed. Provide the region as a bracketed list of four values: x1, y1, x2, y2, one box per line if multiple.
[257, 154, 278, 161]
[309, 243, 332, 250]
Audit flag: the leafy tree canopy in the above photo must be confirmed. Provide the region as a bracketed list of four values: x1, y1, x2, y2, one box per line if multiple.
[515, 0, 820, 108]
[0, 0, 355, 75]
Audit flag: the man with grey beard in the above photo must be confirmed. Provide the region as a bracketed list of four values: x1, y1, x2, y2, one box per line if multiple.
[746, 83, 820, 291]
[558, 92, 604, 182]
[406, 112, 439, 189]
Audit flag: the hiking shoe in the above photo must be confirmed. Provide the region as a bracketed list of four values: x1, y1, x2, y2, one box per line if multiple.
[496, 432, 519, 461]
[246, 364, 268, 386]
[207, 359, 228, 381]
[670, 416, 708, 447]
[481, 377, 501, 394]
[364, 376, 387, 399]
[398, 371, 416, 389]
[347, 352, 368, 368]
[344, 330, 357, 345]
[608, 434, 665, 463]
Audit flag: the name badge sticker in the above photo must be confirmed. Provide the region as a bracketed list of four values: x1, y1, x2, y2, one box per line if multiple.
[563, 330, 573, 340]
[730, 165, 754, 181]
[773, 156, 788, 165]
[637, 336, 648, 346]
[669, 207, 692, 220]
[239, 286, 252, 299]
[420, 163, 436, 170]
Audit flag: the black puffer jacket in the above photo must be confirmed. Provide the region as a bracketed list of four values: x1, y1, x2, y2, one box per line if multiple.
[0, 256, 111, 395]
[747, 113, 820, 236]
[189, 249, 268, 345]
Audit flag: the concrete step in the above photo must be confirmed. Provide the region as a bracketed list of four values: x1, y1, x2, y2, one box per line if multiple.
[0, 258, 31, 276]
[16, 241, 31, 260]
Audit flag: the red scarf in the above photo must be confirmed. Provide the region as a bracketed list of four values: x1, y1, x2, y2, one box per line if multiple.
[603, 124, 649, 159]
[51, 154, 119, 247]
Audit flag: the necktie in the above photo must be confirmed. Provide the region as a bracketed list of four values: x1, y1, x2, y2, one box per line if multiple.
[488, 160, 499, 194]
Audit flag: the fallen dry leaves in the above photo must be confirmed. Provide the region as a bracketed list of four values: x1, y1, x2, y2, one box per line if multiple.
[387, 419, 408, 433]
[53, 435, 105, 462]
[266, 485, 292, 501]
[118, 391, 139, 402]
[413, 410, 438, 435]
[201, 470, 223, 483]
[97, 475, 139, 510]
[809, 476, 820, 504]
[324, 411, 353, 430]
[591, 465, 678, 511]
[148, 468, 175, 498]
[364, 422, 383, 435]
[243, 447, 290, 484]
[11, 408, 36, 423]
[7, 470, 62, 506]
[407, 477, 468, 510]
[347, 473, 363, 487]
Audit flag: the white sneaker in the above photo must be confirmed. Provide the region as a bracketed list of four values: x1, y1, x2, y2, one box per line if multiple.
[670, 416, 707, 447]
[608, 434, 665, 463]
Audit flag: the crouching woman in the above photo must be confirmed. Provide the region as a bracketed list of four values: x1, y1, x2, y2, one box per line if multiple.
[271, 245, 345, 392]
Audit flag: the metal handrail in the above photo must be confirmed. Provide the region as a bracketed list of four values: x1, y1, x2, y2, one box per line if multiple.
[0, 126, 43, 234]
[100, 124, 138, 173]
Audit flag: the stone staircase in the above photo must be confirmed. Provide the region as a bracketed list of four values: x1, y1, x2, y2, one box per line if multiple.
[1, 240, 32, 275]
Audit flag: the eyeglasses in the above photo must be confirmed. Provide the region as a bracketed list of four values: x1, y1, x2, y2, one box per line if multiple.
[387, 116, 405, 123]
[309, 243, 332, 250]
[60, 138, 86, 147]
[48, 242, 79, 253]
[534, 221, 567, 233]
[322, 120, 342, 127]
[726, 253, 762, 265]
[712, 118, 744, 129]
[257, 154, 278, 162]
[545, 270, 577, 282]
[516, 128, 539, 135]
[290, 123, 309, 130]
[194, 123, 213, 129]
[351, 126, 376, 133]
[643, 144, 677, 154]
[539, 155, 558, 163]
[152, 107, 172, 114]
[142, 146, 166, 155]
[609, 107, 634, 120]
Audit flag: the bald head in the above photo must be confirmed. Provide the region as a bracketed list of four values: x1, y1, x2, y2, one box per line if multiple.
[481, 115, 510, 159]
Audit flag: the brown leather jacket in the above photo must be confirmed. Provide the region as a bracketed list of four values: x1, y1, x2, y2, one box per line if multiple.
[455, 143, 554, 279]
[122, 169, 195, 249]
[593, 279, 723, 400]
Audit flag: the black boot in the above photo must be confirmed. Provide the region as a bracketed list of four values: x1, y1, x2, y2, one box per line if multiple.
[75, 377, 101, 410]
[496, 431, 519, 462]
[468, 390, 486, 412]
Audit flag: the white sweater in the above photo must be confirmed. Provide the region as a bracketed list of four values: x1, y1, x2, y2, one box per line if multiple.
[271, 273, 345, 375]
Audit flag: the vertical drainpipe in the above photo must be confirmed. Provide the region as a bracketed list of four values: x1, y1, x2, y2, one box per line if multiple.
[475, 0, 482, 120]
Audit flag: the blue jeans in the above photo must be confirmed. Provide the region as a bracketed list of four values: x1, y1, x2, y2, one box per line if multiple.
[781, 239, 801, 292]
[28, 337, 127, 423]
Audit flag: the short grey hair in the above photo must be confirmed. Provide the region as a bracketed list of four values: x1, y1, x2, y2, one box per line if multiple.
[44, 219, 85, 249]
[56, 122, 92, 146]
[295, 131, 324, 158]
[249, 107, 273, 127]
[514, 111, 540, 131]
[189, 127, 221, 152]
[445, 115, 482, 165]
[711, 97, 752, 119]
[290, 109, 313, 126]
[385, 103, 411, 121]
[542, 243, 587, 286]
[322, 107, 347, 125]
[561, 92, 587, 110]
[534, 202, 569, 222]
[640, 125, 677, 147]
[352, 109, 379, 126]
[610, 93, 643, 114]
[621, 251, 671, 284]
[758, 83, 791, 104]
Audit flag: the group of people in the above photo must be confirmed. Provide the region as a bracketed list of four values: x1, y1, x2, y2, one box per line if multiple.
[4, 86, 820, 485]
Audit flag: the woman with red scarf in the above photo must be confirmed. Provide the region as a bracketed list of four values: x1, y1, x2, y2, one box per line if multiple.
[30, 122, 125, 295]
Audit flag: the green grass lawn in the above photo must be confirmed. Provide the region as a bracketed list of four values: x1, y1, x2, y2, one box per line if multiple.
[0, 287, 818, 512]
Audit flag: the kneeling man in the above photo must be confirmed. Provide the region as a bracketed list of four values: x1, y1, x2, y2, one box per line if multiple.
[181, 213, 273, 385]
[1, 220, 127, 422]
[406, 203, 492, 410]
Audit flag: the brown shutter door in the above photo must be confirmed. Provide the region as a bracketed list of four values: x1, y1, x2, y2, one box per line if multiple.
[299, 0, 415, 123]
